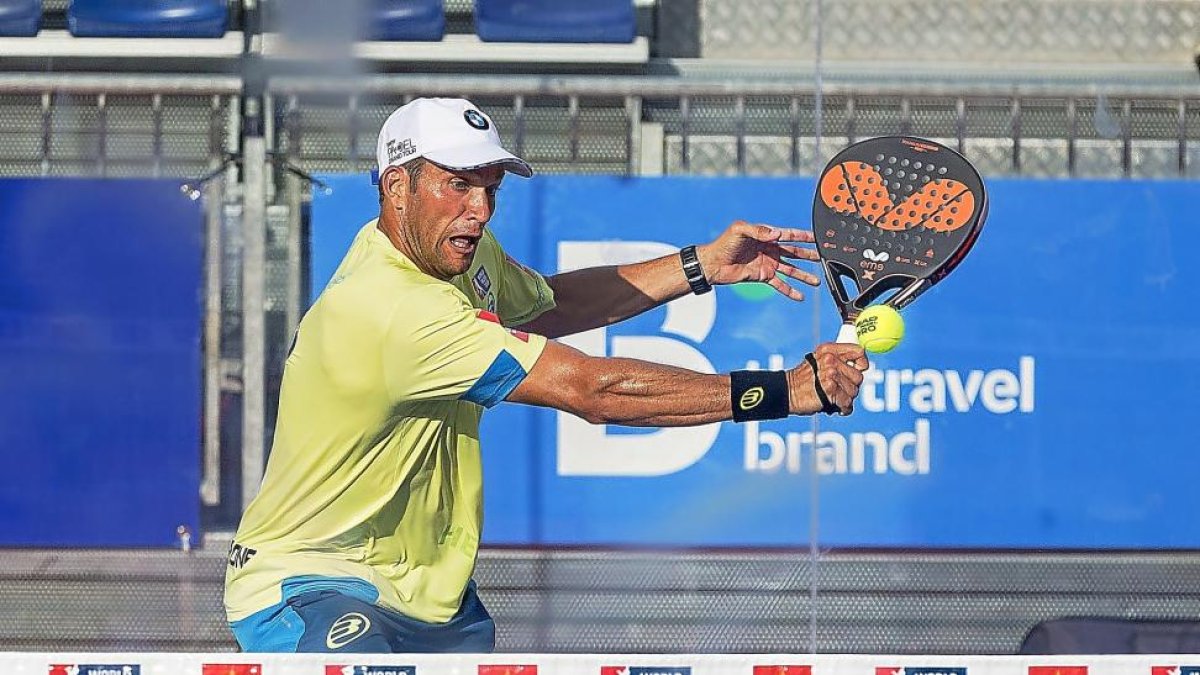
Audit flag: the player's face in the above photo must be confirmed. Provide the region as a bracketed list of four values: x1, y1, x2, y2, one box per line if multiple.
[403, 162, 503, 280]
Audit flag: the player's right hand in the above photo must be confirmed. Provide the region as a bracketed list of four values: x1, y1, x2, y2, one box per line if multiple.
[787, 342, 870, 416]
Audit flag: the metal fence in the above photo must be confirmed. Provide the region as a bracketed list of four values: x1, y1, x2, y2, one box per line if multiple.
[271, 76, 1200, 180]
[7, 547, 1200, 654]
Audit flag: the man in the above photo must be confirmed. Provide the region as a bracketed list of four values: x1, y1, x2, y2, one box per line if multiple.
[224, 98, 869, 653]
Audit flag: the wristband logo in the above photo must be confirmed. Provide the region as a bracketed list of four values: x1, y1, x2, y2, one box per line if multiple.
[739, 386, 764, 410]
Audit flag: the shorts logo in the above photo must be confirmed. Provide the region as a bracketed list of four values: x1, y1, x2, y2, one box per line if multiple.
[739, 386, 764, 411]
[326, 612, 371, 649]
[464, 109, 490, 130]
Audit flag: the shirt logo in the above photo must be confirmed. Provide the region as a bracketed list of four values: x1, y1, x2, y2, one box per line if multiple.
[472, 266, 493, 299]
[326, 612, 372, 649]
[464, 109, 490, 130]
[739, 386, 764, 411]
[227, 541, 257, 569]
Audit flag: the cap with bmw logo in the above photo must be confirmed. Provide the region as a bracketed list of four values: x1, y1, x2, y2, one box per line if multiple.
[375, 98, 533, 180]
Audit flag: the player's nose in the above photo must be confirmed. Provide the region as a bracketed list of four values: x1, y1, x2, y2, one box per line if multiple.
[464, 186, 493, 223]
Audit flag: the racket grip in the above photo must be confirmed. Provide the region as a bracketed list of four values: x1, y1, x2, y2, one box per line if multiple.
[836, 322, 858, 345]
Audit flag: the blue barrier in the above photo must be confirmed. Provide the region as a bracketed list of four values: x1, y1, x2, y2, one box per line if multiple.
[312, 175, 1200, 548]
[0, 179, 204, 546]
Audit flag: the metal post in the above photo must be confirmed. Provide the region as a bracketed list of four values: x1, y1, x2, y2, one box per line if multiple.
[241, 96, 268, 507]
[96, 93, 107, 177]
[285, 97, 304, 342]
[1067, 98, 1077, 177]
[624, 95, 640, 176]
[734, 95, 746, 175]
[201, 93, 234, 508]
[1011, 98, 1022, 174]
[152, 94, 164, 178]
[679, 95, 691, 173]
[567, 95, 580, 166]
[513, 94, 526, 156]
[1121, 99, 1132, 178]
[955, 97, 967, 154]
[789, 96, 800, 174]
[200, 155, 226, 508]
[40, 92, 51, 176]
[1178, 99, 1188, 177]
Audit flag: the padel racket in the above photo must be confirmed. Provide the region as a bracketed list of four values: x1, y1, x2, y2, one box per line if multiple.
[812, 136, 988, 343]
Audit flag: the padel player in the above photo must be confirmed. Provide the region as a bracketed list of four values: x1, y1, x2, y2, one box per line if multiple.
[224, 98, 870, 653]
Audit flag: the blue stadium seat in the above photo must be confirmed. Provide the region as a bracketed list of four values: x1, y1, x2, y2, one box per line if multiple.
[68, 0, 228, 38]
[0, 0, 40, 36]
[366, 0, 444, 41]
[475, 0, 635, 43]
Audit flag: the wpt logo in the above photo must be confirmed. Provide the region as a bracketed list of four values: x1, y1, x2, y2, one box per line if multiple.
[49, 662, 140, 667]
[602, 667, 692, 675]
[878, 662, 969, 667]
[555, 241, 719, 476]
[326, 662, 420, 667]
[862, 248, 890, 262]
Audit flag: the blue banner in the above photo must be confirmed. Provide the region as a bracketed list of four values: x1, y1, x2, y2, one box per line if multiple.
[0, 179, 204, 546]
[312, 174, 1200, 548]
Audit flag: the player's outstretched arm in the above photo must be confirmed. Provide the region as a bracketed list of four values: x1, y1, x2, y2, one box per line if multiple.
[506, 340, 869, 426]
[516, 222, 821, 339]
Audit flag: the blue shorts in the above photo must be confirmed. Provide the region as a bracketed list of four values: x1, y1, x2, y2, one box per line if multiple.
[230, 577, 495, 653]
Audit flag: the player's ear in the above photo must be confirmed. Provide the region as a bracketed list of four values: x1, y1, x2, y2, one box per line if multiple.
[381, 167, 410, 211]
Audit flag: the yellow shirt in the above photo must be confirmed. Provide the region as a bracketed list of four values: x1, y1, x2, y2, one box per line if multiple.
[224, 220, 554, 624]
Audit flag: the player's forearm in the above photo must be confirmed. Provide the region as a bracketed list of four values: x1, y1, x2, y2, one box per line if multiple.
[529, 253, 692, 338]
[574, 357, 731, 427]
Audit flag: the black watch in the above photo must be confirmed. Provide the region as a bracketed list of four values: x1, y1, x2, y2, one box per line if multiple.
[679, 245, 712, 295]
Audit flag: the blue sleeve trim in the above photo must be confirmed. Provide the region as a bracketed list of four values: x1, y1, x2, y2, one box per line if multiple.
[461, 349, 528, 408]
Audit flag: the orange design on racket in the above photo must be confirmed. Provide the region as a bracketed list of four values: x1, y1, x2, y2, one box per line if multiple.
[820, 161, 974, 233]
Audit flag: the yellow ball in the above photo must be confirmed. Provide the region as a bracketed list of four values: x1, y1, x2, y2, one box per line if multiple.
[854, 305, 905, 353]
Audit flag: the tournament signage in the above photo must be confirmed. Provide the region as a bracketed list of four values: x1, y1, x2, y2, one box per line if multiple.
[312, 174, 1200, 549]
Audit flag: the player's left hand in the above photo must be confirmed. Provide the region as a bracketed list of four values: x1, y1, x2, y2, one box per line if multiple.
[696, 221, 821, 301]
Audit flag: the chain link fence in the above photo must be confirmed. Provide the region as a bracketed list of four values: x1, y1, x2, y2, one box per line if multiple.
[698, 0, 1200, 64]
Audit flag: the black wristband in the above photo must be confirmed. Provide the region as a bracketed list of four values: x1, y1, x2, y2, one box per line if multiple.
[804, 352, 840, 415]
[679, 245, 712, 295]
[730, 370, 790, 422]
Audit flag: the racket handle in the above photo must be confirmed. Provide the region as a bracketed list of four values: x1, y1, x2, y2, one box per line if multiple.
[836, 322, 858, 345]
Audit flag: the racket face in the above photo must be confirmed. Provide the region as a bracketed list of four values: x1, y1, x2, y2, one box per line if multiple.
[812, 136, 987, 321]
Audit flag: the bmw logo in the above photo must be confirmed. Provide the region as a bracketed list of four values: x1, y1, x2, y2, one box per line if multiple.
[464, 109, 490, 130]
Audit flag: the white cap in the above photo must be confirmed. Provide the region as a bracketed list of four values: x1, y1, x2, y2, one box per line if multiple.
[375, 97, 533, 180]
